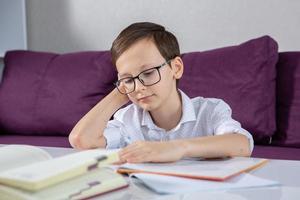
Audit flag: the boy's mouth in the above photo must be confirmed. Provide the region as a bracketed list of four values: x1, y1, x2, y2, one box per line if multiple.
[137, 94, 154, 101]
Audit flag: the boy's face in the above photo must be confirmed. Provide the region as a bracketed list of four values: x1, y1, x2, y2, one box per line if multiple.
[115, 38, 183, 111]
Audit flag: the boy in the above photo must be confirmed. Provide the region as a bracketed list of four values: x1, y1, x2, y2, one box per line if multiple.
[69, 22, 253, 163]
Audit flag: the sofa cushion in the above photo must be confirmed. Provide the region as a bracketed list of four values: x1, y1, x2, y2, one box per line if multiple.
[0, 50, 117, 136]
[252, 145, 300, 160]
[273, 52, 300, 148]
[179, 36, 278, 144]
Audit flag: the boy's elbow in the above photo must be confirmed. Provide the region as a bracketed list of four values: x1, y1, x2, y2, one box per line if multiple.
[69, 131, 84, 150]
[239, 134, 252, 157]
[242, 147, 252, 157]
[229, 134, 252, 157]
[231, 146, 251, 158]
[69, 130, 106, 150]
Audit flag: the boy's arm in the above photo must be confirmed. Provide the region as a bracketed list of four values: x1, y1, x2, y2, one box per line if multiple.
[179, 133, 251, 158]
[119, 133, 251, 163]
[69, 88, 129, 150]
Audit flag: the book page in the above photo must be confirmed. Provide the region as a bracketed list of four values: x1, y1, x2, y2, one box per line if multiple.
[118, 157, 268, 181]
[0, 145, 52, 173]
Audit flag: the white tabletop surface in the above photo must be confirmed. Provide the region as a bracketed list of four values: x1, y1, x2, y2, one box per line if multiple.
[37, 145, 300, 200]
[1, 144, 300, 199]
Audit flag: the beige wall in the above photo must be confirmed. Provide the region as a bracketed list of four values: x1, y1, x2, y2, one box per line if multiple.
[26, 0, 300, 54]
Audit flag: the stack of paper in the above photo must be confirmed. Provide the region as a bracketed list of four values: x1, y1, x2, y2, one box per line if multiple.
[116, 157, 279, 194]
[131, 172, 279, 194]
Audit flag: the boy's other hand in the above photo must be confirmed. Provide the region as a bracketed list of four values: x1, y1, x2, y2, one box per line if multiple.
[119, 140, 185, 163]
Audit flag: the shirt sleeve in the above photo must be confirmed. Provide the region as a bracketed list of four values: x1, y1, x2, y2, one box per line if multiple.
[103, 119, 128, 149]
[211, 100, 254, 153]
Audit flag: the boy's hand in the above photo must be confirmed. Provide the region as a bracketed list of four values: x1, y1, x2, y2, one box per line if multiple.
[119, 140, 185, 163]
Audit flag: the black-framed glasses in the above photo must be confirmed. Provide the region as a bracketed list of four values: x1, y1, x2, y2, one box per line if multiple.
[115, 60, 172, 94]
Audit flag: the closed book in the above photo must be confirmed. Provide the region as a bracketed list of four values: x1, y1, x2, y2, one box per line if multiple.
[0, 168, 128, 200]
[0, 145, 121, 191]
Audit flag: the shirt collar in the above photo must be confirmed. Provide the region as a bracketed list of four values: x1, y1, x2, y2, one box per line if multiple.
[141, 90, 196, 130]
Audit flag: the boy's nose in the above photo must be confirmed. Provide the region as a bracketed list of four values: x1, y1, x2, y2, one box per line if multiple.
[135, 78, 146, 91]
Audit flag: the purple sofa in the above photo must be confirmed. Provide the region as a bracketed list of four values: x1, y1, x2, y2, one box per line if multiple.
[1, 36, 300, 160]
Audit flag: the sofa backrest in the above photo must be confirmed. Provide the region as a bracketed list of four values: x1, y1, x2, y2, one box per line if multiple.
[0, 51, 117, 136]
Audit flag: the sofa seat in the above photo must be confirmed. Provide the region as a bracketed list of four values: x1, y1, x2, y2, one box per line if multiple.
[1, 134, 300, 161]
[252, 145, 300, 160]
[0, 135, 71, 148]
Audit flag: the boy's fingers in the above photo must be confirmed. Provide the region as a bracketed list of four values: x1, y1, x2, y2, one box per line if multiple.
[120, 150, 138, 160]
[112, 160, 126, 165]
[120, 144, 144, 156]
[127, 152, 152, 163]
[119, 147, 132, 156]
[115, 152, 126, 163]
[120, 144, 136, 154]
[121, 146, 151, 160]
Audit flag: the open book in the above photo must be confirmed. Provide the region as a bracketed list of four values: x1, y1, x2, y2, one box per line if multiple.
[0, 145, 128, 199]
[117, 157, 268, 181]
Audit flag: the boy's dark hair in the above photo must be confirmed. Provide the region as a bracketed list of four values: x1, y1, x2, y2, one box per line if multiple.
[111, 22, 180, 66]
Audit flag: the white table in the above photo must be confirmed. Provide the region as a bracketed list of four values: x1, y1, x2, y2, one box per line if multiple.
[38, 146, 300, 200]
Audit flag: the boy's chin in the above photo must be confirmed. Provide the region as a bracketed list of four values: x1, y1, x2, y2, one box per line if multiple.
[132, 99, 159, 111]
[137, 103, 156, 111]
[139, 105, 152, 111]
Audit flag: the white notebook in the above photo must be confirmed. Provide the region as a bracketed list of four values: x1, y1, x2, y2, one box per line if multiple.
[131, 172, 280, 194]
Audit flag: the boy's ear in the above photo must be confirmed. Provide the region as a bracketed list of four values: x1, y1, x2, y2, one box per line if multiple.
[171, 56, 184, 79]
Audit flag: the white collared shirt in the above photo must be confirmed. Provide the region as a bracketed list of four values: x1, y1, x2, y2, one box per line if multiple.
[103, 90, 254, 153]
